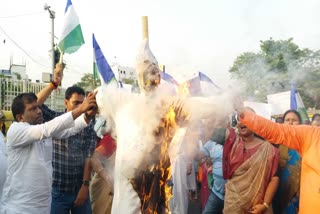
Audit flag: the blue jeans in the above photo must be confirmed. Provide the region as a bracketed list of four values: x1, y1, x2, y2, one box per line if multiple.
[51, 187, 92, 214]
[202, 191, 224, 214]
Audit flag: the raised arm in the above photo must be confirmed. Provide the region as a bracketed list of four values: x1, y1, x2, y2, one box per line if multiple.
[183, 94, 234, 122]
[239, 109, 310, 154]
[53, 114, 88, 139]
[8, 92, 97, 147]
[8, 112, 75, 147]
[37, 63, 64, 106]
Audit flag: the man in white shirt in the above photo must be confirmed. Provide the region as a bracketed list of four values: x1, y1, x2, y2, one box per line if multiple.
[0, 113, 7, 202]
[0, 92, 97, 214]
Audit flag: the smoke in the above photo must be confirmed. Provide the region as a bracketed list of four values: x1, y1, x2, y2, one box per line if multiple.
[230, 48, 320, 106]
[96, 77, 240, 174]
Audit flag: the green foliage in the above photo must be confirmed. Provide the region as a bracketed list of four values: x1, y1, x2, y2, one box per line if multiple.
[76, 73, 100, 91]
[122, 78, 135, 85]
[229, 38, 320, 108]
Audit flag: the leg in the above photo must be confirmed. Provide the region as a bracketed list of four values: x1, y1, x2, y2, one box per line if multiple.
[202, 191, 224, 214]
[51, 187, 74, 214]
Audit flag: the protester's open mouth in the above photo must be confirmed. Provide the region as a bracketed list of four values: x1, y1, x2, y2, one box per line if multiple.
[239, 125, 247, 130]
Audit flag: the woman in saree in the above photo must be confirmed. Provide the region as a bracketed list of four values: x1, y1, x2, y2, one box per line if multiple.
[273, 110, 301, 214]
[90, 118, 117, 214]
[223, 109, 280, 214]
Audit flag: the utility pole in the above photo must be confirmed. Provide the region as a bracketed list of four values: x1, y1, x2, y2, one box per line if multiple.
[44, 4, 56, 109]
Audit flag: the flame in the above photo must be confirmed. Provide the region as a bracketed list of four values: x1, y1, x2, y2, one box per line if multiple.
[132, 104, 187, 214]
[160, 106, 176, 208]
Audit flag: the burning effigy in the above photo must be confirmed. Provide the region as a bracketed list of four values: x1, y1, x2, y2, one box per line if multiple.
[96, 38, 189, 214]
[95, 17, 235, 214]
[130, 101, 189, 214]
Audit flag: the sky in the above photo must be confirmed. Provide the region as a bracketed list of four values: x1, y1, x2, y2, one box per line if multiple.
[0, 0, 320, 88]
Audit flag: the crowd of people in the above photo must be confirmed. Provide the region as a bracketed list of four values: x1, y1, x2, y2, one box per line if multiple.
[0, 57, 320, 214]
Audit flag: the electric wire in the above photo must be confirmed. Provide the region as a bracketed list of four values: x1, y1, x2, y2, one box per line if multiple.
[0, 25, 49, 68]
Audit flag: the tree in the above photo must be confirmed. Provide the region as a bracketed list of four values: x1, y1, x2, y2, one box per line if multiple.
[76, 73, 100, 92]
[122, 78, 135, 85]
[229, 38, 320, 108]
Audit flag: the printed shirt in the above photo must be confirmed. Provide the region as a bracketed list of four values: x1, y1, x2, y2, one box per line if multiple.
[200, 140, 226, 200]
[241, 110, 320, 214]
[41, 104, 96, 193]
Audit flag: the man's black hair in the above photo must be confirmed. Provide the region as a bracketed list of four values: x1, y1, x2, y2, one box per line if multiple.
[12, 93, 37, 121]
[65, 85, 85, 100]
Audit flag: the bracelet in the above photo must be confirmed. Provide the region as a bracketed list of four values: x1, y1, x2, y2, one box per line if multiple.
[49, 82, 57, 89]
[263, 202, 270, 209]
[50, 80, 58, 89]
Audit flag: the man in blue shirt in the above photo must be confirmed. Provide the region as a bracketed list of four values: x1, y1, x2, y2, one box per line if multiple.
[196, 125, 227, 214]
[199, 139, 225, 214]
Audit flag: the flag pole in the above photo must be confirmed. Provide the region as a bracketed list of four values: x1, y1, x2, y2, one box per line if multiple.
[58, 46, 63, 64]
[93, 45, 96, 88]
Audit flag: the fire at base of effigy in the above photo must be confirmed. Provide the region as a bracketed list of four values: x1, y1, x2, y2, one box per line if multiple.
[130, 101, 189, 214]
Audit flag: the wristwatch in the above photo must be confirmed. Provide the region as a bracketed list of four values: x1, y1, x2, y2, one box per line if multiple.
[82, 180, 90, 186]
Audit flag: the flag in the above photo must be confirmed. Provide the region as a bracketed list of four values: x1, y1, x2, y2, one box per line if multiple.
[160, 72, 179, 85]
[199, 71, 220, 89]
[58, 0, 85, 54]
[290, 84, 309, 122]
[179, 76, 202, 96]
[93, 34, 116, 84]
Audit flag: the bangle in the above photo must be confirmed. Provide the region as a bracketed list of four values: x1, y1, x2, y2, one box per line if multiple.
[50, 80, 58, 89]
[263, 202, 269, 209]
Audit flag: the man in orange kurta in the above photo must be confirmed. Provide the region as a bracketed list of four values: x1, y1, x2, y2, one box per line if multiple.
[239, 109, 320, 214]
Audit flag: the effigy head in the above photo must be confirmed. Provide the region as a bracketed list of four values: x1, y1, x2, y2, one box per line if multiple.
[136, 39, 161, 94]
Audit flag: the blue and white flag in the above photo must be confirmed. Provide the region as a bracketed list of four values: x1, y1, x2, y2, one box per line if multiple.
[199, 71, 220, 89]
[92, 34, 116, 85]
[179, 76, 202, 96]
[160, 72, 179, 85]
[290, 84, 309, 122]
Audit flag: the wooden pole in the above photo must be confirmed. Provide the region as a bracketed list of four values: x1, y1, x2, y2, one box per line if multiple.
[142, 16, 149, 40]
